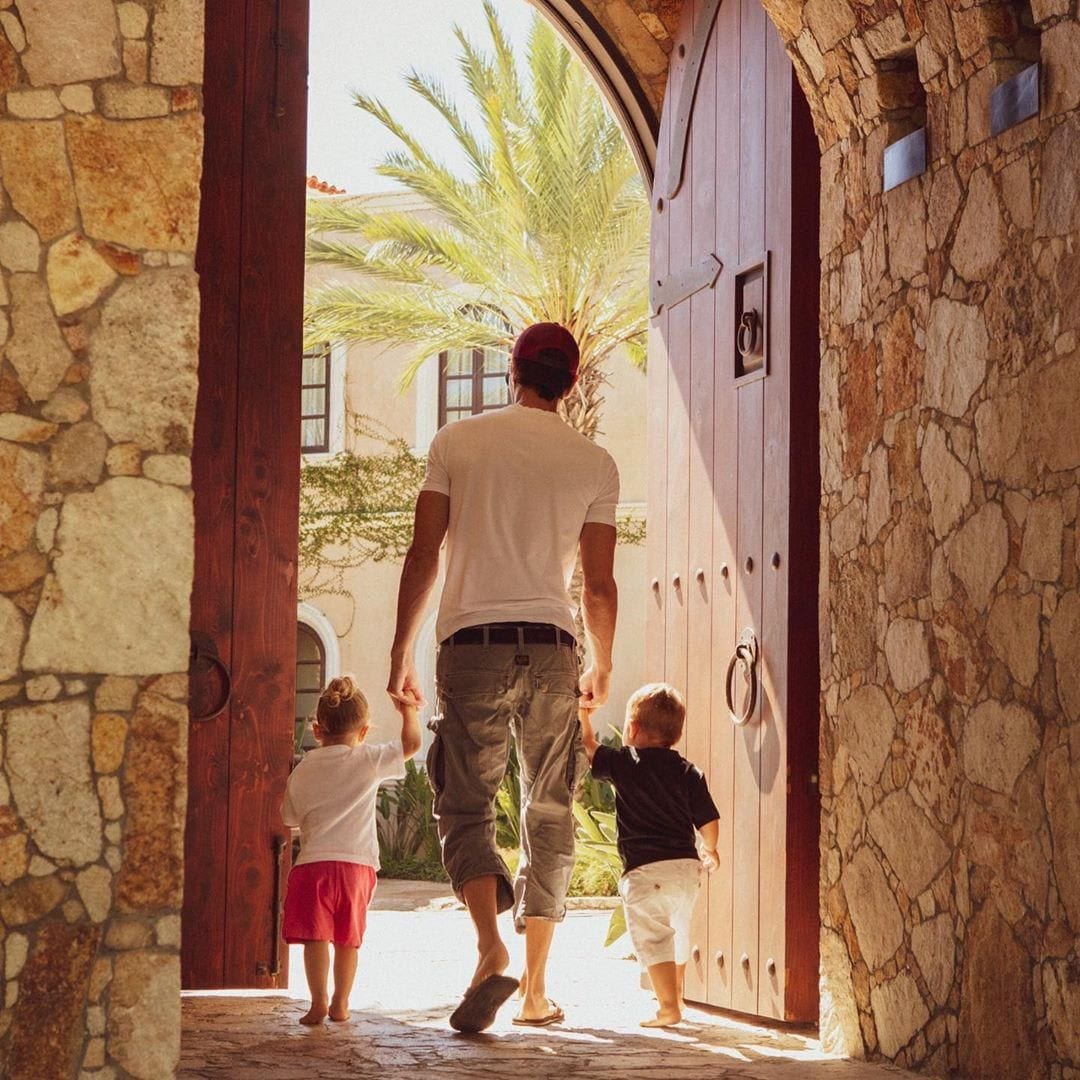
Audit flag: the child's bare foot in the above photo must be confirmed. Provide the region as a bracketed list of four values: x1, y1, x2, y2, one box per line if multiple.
[299, 1001, 328, 1025]
[469, 940, 511, 990]
[328, 1000, 350, 1022]
[641, 1006, 682, 1028]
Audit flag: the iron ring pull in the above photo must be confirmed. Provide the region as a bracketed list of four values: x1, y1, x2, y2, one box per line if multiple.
[188, 631, 232, 722]
[737, 310, 759, 358]
[724, 628, 759, 726]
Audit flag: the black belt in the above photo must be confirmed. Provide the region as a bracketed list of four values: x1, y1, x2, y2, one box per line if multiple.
[446, 622, 576, 648]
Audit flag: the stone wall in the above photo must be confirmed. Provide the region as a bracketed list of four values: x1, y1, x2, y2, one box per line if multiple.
[0, 2, 202, 1078]
[751, 0, 1080, 1074]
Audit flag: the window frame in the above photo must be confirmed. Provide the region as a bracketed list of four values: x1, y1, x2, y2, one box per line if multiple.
[437, 344, 510, 428]
[301, 341, 332, 454]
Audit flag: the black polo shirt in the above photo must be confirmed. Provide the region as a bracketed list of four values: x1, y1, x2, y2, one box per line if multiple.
[591, 745, 719, 874]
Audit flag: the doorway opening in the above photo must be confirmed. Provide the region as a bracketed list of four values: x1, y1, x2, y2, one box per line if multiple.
[182, 0, 826, 1063]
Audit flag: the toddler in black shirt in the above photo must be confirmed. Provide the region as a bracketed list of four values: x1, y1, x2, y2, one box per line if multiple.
[580, 683, 719, 1027]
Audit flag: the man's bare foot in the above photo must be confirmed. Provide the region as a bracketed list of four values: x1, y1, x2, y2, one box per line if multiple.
[299, 1002, 328, 1025]
[468, 940, 510, 990]
[328, 999, 349, 1022]
[641, 1006, 682, 1028]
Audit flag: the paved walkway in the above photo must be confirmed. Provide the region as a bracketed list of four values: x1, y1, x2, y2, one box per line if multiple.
[180, 882, 910, 1080]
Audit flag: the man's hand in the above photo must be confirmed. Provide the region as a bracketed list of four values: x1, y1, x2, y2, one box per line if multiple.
[701, 848, 720, 872]
[578, 664, 611, 710]
[387, 653, 426, 709]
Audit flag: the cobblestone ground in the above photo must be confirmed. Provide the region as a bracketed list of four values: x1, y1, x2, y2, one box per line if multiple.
[180, 884, 912, 1080]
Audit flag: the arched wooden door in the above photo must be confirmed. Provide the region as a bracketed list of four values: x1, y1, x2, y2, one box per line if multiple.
[646, 0, 821, 1022]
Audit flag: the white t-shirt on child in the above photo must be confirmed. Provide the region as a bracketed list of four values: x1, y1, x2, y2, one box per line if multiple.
[421, 403, 620, 643]
[281, 741, 406, 870]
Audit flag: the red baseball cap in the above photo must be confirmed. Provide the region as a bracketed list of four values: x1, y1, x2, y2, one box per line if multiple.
[511, 322, 580, 380]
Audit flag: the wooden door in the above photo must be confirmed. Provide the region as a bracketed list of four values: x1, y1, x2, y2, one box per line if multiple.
[183, 0, 309, 990]
[648, 0, 820, 1023]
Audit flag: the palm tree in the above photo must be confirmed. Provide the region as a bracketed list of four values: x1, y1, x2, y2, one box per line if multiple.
[303, 1, 649, 440]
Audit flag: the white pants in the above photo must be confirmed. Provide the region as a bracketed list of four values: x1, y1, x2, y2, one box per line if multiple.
[619, 858, 701, 967]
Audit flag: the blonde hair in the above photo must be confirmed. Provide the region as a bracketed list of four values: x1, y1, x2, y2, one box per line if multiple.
[315, 676, 369, 736]
[627, 682, 686, 747]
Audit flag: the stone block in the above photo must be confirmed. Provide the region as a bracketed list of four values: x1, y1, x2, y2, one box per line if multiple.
[1050, 590, 1080, 723]
[1042, 957, 1080, 1063]
[1043, 20, 1080, 115]
[0, 831, 28, 884]
[4, 922, 100, 1080]
[6, 698, 102, 865]
[837, 684, 895, 788]
[871, 972, 930, 1058]
[1036, 114, 1080, 237]
[0, 413, 57, 443]
[950, 167, 1005, 283]
[868, 789, 950, 896]
[143, 453, 192, 486]
[4, 274, 73, 402]
[0, 121, 78, 242]
[95, 675, 138, 712]
[150, 0, 202, 83]
[41, 387, 89, 424]
[89, 270, 198, 452]
[1022, 356, 1080, 473]
[118, 2, 148, 38]
[106, 442, 142, 476]
[0, 10, 26, 51]
[18, 0, 119, 84]
[948, 501, 1008, 611]
[66, 113, 202, 252]
[975, 391, 1024, 484]
[116, 691, 186, 911]
[1020, 495, 1063, 581]
[927, 165, 961, 249]
[24, 673, 60, 700]
[842, 844, 903, 970]
[0, 594, 24, 678]
[76, 864, 113, 923]
[924, 297, 987, 418]
[4, 932, 28, 979]
[0, 222, 41, 272]
[58, 84, 94, 113]
[46, 233, 117, 316]
[92, 712, 127, 773]
[108, 953, 180, 1080]
[0, 873, 66, 924]
[48, 420, 107, 488]
[1000, 157, 1033, 230]
[99, 83, 170, 119]
[962, 699, 1040, 795]
[880, 305, 918, 418]
[833, 559, 877, 676]
[921, 422, 970, 538]
[839, 249, 862, 324]
[885, 617, 931, 693]
[884, 508, 931, 606]
[959, 902, 1047, 1078]
[931, 601, 986, 704]
[885, 177, 927, 282]
[1044, 746, 1080, 940]
[986, 591, 1040, 686]
[0, 442, 43, 561]
[804, 0, 855, 51]
[23, 477, 193, 675]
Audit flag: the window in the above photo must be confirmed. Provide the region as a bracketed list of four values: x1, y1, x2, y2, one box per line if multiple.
[438, 344, 510, 427]
[301, 342, 332, 452]
[294, 623, 325, 752]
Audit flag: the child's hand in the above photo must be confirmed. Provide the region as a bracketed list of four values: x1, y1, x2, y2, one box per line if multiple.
[701, 848, 720, 872]
[391, 690, 421, 716]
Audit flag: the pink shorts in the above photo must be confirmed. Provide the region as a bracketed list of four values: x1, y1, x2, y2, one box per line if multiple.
[282, 861, 377, 948]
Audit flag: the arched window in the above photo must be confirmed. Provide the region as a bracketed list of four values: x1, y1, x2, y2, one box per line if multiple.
[294, 622, 325, 752]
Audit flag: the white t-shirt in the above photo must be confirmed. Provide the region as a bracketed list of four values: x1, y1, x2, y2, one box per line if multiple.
[281, 741, 405, 870]
[421, 403, 620, 642]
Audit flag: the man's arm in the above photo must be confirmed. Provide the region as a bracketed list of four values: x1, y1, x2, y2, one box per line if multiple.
[388, 490, 449, 705]
[578, 521, 617, 710]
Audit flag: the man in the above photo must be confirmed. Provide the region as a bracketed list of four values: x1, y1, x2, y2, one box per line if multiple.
[387, 322, 619, 1032]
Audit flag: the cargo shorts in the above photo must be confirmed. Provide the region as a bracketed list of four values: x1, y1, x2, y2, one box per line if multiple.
[427, 632, 583, 932]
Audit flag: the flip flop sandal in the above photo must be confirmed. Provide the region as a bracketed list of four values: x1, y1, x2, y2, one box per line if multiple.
[449, 974, 521, 1033]
[512, 1002, 565, 1027]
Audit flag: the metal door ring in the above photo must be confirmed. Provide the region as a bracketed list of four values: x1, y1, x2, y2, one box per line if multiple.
[737, 310, 759, 357]
[724, 628, 758, 725]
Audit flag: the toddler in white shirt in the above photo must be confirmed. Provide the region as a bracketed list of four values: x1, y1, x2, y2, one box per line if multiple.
[281, 676, 421, 1024]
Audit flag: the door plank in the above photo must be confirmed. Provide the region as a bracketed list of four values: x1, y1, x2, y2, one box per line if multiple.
[683, 0, 718, 1006]
[706, 0, 741, 1011]
[222, 0, 309, 988]
[758, 19, 792, 1021]
[183, 0, 246, 991]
